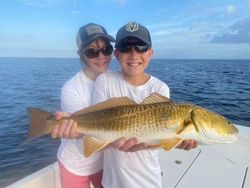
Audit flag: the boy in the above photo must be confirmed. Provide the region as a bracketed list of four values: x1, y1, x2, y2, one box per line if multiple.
[92, 21, 197, 188]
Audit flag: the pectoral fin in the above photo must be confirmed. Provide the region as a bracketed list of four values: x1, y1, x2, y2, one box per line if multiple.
[83, 136, 109, 157]
[161, 138, 183, 151]
[176, 115, 194, 135]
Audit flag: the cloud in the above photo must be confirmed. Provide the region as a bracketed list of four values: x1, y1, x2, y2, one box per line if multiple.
[210, 17, 250, 43]
[149, 21, 218, 45]
[18, 0, 67, 8]
[247, 0, 250, 9]
[226, 5, 236, 14]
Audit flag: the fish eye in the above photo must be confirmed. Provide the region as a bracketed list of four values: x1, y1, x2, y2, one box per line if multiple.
[47, 115, 55, 120]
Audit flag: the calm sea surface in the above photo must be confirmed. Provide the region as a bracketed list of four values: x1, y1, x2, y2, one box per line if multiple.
[0, 58, 249, 187]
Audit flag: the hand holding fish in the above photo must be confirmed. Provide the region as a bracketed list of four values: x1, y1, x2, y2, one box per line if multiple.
[50, 112, 81, 139]
[176, 139, 198, 150]
[111, 138, 198, 152]
[111, 137, 149, 152]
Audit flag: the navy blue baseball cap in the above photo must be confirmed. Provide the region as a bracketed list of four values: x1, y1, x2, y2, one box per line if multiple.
[115, 22, 152, 48]
[76, 23, 115, 49]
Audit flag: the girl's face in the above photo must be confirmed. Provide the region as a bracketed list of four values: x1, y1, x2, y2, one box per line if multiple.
[79, 38, 112, 79]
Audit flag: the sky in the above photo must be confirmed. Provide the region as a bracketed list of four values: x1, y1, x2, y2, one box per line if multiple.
[0, 0, 250, 59]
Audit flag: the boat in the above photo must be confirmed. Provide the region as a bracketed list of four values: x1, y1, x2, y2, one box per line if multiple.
[6, 125, 250, 188]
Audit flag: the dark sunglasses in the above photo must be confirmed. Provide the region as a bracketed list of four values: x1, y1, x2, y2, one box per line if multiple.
[84, 45, 113, 59]
[117, 44, 150, 53]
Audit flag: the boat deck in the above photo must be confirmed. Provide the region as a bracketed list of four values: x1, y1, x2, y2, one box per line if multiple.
[7, 125, 250, 188]
[160, 136, 250, 187]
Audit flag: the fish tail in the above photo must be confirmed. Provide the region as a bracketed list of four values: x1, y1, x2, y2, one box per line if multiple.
[27, 107, 56, 139]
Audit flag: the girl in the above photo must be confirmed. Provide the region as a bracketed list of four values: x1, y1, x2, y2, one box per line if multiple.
[52, 23, 114, 188]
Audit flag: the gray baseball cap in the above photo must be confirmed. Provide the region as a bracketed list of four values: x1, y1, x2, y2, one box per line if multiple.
[115, 22, 152, 48]
[76, 23, 115, 49]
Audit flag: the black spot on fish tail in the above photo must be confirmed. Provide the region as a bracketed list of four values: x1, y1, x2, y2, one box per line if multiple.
[47, 115, 55, 120]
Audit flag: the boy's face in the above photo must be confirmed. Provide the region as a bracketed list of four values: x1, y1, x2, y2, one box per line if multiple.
[115, 37, 153, 77]
[79, 38, 112, 75]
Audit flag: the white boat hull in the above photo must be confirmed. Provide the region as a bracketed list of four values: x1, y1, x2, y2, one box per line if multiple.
[7, 125, 250, 188]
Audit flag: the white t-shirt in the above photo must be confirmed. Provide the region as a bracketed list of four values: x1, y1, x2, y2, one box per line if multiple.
[92, 71, 170, 188]
[57, 70, 103, 176]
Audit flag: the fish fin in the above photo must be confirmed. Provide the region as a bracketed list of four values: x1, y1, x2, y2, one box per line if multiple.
[176, 118, 193, 135]
[161, 138, 183, 151]
[83, 136, 109, 157]
[141, 93, 170, 104]
[72, 97, 136, 116]
[190, 109, 201, 132]
[27, 107, 57, 139]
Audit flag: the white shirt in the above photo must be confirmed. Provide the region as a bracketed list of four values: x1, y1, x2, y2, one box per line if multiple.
[92, 71, 170, 188]
[57, 70, 103, 176]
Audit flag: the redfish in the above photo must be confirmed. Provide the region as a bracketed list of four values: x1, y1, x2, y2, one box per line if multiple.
[28, 93, 238, 157]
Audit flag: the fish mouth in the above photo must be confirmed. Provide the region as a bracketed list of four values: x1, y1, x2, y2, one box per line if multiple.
[198, 127, 238, 144]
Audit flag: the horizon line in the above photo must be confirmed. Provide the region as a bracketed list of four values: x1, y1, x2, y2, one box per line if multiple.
[0, 56, 250, 61]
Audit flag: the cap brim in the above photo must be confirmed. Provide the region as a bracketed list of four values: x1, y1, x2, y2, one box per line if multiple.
[115, 34, 151, 47]
[88, 34, 115, 44]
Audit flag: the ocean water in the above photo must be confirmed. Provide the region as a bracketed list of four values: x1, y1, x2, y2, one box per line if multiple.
[0, 57, 249, 187]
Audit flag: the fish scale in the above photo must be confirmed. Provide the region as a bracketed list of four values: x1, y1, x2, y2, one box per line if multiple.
[72, 103, 205, 140]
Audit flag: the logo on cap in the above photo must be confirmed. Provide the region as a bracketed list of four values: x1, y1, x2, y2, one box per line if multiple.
[126, 22, 139, 32]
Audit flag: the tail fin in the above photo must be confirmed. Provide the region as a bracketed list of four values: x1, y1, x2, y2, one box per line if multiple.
[27, 107, 56, 139]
